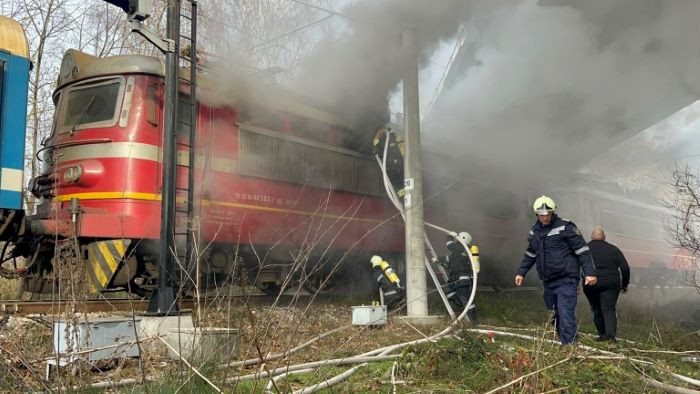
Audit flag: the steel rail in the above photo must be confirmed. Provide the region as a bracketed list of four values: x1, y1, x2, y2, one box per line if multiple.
[0, 293, 297, 316]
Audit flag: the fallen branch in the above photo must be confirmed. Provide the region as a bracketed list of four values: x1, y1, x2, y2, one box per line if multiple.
[539, 386, 570, 394]
[672, 373, 700, 388]
[265, 368, 315, 392]
[643, 376, 700, 394]
[0, 345, 53, 392]
[225, 354, 399, 383]
[484, 357, 572, 394]
[467, 329, 621, 357]
[292, 362, 368, 394]
[631, 348, 700, 355]
[90, 377, 154, 389]
[220, 326, 346, 369]
[158, 336, 222, 393]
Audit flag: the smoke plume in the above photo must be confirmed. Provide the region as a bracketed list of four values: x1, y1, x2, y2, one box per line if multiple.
[292, 0, 468, 134]
[426, 0, 700, 177]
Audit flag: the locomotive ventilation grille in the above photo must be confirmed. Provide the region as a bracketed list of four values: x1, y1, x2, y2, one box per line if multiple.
[238, 127, 384, 197]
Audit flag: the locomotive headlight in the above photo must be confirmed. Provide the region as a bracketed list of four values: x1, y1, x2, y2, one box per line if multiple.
[63, 165, 83, 183]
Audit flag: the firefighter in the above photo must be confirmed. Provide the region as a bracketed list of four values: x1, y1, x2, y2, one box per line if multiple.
[372, 128, 406, 202]
[370, 255, 404, 311]
[440, 232, 478, 322]
[515, 195, 597, 345]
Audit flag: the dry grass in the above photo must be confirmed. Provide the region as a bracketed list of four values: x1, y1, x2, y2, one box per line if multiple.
[0, 288, 697, 393]
[0, 277, 20, 300]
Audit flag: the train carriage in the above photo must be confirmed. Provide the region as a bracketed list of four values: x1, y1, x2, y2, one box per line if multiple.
[19, 48, 404, 295]
[549, 183, 693, 287]
[0, 16, 30, 218]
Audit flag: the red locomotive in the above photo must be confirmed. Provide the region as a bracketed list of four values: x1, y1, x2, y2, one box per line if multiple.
[19, 49, 403, 295]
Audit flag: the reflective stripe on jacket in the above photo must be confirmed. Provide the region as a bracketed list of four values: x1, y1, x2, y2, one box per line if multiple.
[517, 214, 596, 282]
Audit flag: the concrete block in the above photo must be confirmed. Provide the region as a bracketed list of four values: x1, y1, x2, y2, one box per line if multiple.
[138, 314, 194, 352]
[395, 315, 446, 326]
[165, 327, 238, 362]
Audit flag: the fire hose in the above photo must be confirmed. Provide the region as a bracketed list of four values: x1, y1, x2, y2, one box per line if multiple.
[374, 127, 478, 321]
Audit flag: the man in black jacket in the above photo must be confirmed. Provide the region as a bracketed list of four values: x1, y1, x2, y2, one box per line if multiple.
[515, 195, 597, 345]
[584, 227, 630, 342]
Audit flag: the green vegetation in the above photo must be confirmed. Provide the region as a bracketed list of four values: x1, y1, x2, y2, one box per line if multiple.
[320, 291, 699, 393]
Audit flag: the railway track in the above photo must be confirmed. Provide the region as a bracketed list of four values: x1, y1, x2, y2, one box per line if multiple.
[0, 293, 307, 316]
[0, 287, 544, 316]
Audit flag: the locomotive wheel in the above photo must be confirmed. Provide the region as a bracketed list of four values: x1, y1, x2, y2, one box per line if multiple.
[301, 271, 334, 295]
[255, 282, 282, 296]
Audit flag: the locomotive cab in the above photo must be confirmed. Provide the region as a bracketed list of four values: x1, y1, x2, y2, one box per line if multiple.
[23, 50, 166, 294]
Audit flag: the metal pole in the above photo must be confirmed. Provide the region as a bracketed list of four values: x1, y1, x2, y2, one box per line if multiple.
[149, 0, 180, 314]
[402, 26, 428, 318]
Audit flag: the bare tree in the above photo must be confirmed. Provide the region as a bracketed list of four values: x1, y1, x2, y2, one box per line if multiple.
[72, 0, 168, 58]
[661, 163, 700, 294]
[198, 0, 341, 83]
[8, 0, 341, 214]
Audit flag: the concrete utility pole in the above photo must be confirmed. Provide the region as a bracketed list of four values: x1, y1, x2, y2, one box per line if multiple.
[402, 26, 428, 318]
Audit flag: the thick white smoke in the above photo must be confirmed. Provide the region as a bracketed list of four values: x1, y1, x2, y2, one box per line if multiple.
[425, 0, 700, 177]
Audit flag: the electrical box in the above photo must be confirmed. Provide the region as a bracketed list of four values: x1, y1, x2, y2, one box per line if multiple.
[53, 317, 141, 362]
[352, 305, 387, 326]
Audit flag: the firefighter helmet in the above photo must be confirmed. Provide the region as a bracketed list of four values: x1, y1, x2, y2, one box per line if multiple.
[457, 231, 472, 245]
[370, 255, 383, 268]
[533, 195, 556, 215]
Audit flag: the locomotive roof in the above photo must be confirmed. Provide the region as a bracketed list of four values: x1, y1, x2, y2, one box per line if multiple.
[0, 16, 29, 59]
[57, 49, 350, 128]
[57, 49, 165, 89]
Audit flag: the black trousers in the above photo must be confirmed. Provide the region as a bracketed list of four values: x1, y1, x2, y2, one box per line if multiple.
[445, 279, 477, 322]
[583, 278, 621, 339]
[384, 289, 404, 311]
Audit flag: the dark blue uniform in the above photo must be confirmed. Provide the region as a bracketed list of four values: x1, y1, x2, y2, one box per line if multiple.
[517, 214, 596, 344]
[372, 265, 404, 311]
[440, 236, 476, 321]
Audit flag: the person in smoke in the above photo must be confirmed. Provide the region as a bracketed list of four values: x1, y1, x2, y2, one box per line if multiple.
[372, 128, 405, 202]
[583, 227, 630, 342]
[515, 195, 597, 345]
[370, 255, 404, 311]
[647, 259, 669, 295]
[438, 231, 479, 322]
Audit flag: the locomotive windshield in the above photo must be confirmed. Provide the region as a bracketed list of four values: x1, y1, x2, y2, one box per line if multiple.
[58, 77, 123, 132]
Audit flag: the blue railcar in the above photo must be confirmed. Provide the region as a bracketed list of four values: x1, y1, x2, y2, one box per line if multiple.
[0, 15, 30, 210]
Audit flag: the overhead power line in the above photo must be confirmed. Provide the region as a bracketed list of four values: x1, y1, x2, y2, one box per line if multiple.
[247, 14, 335, 54]
[289, 0, 351, 20]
